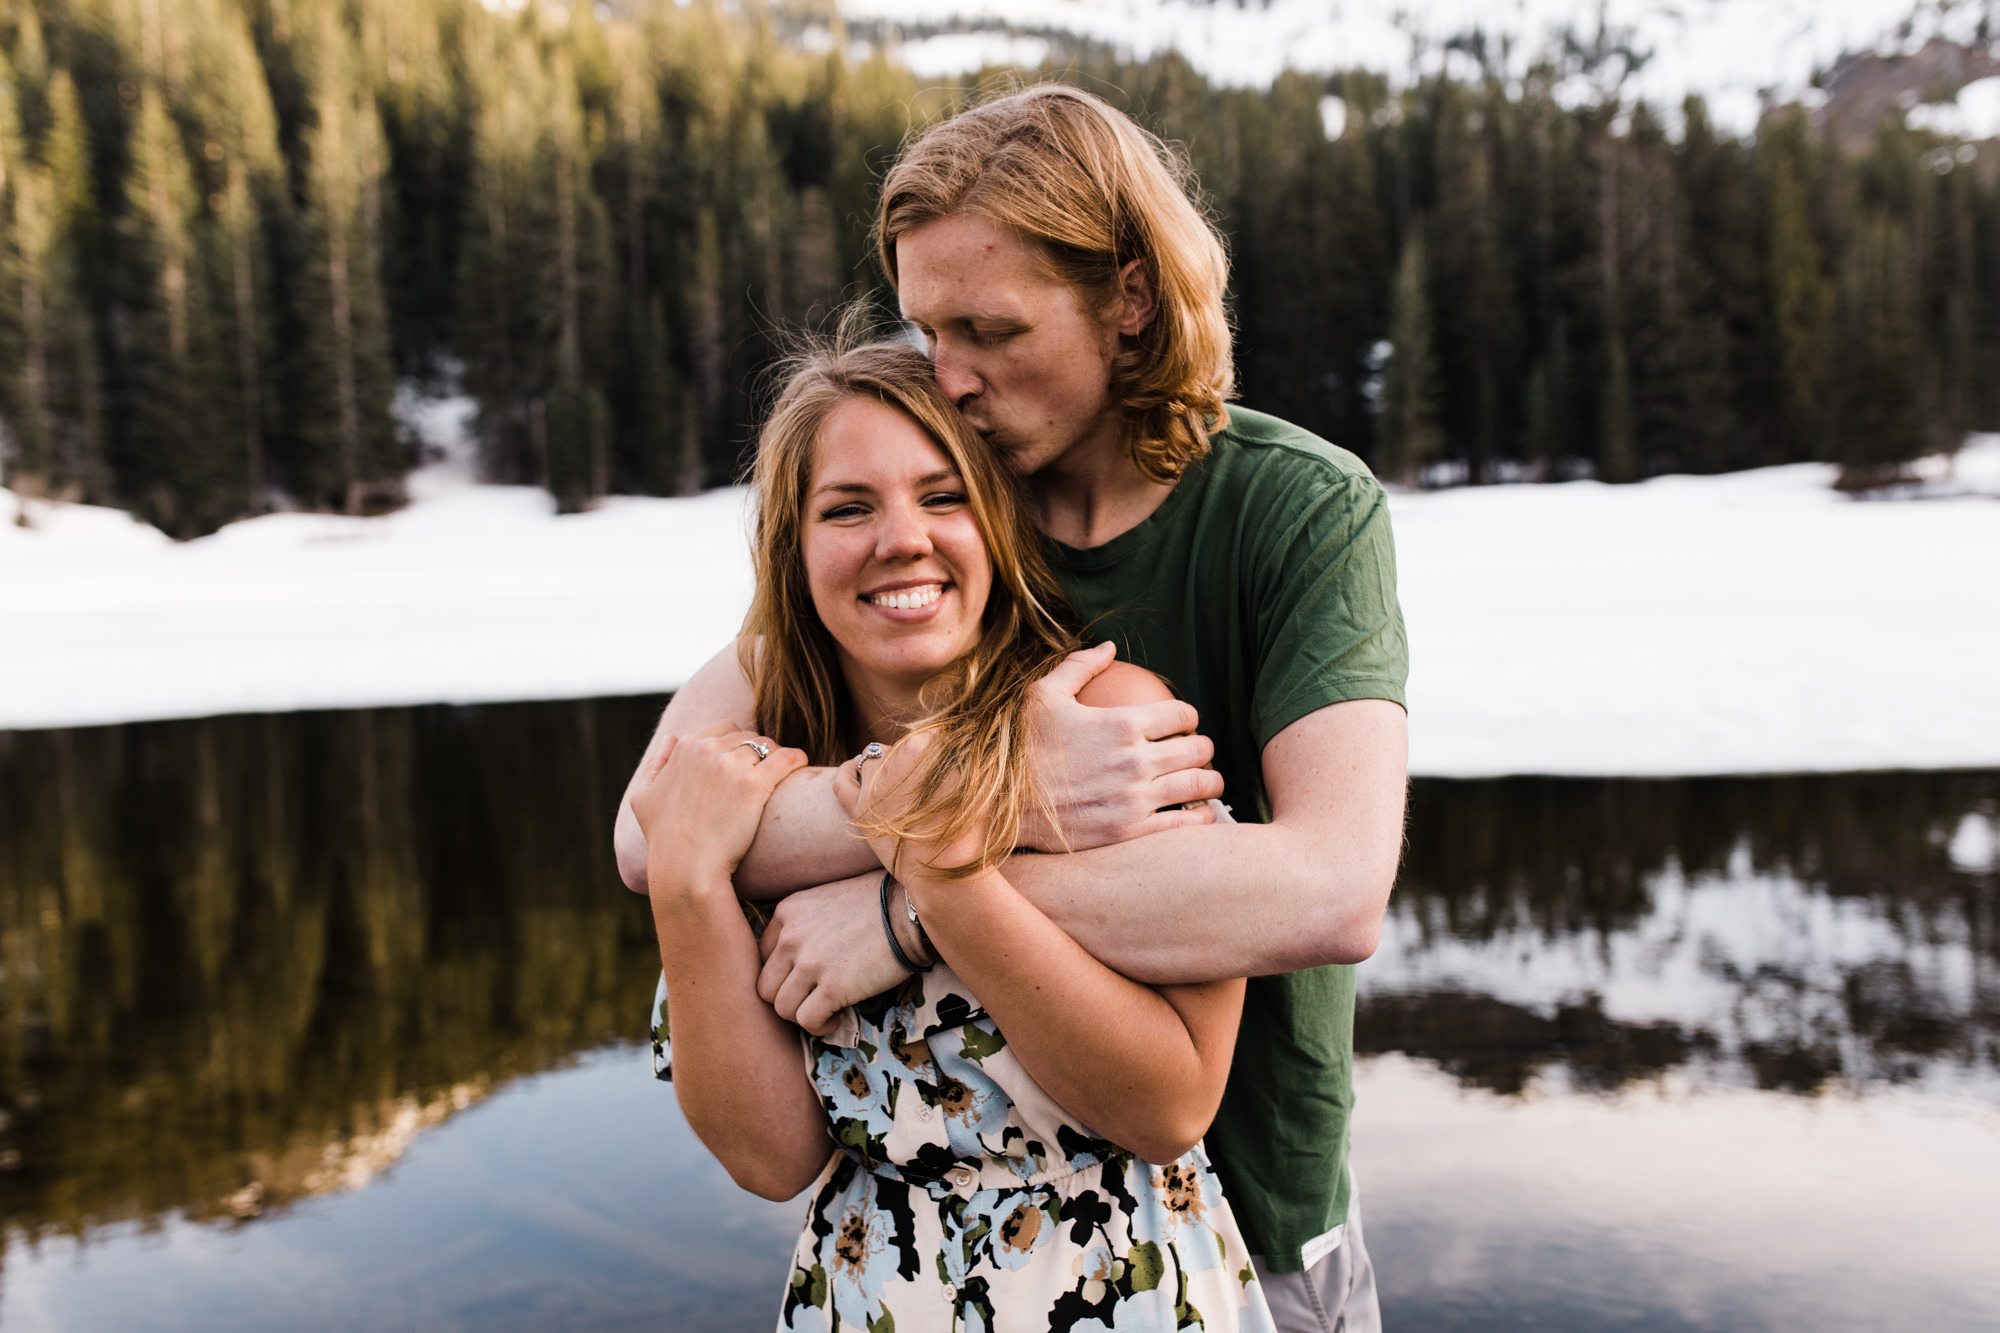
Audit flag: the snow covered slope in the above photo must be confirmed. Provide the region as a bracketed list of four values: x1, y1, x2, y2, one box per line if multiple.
[5, 402, 1996, 776]
[847, 0, 2000, 138]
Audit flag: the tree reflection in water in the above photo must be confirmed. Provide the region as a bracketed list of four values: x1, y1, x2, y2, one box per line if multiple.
[1, 703, 1996, 1308]
[0, 699, 666, 1246]
[1370, 772, 2000, 1098]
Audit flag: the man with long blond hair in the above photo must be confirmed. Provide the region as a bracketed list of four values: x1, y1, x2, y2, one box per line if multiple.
[618, 84, 1406, 1331]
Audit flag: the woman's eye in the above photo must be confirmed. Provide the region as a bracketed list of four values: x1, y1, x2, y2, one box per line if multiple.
[820, 503, 866, 521]
[923, 491, 967, 509]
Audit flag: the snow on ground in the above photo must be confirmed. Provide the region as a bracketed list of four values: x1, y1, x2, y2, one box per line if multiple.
[1393, 438, 2000, 775]
[847, 0, 1997, 138]
[3, 408, 1997, 776]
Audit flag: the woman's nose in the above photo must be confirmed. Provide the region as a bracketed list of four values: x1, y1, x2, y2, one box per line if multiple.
[876, 503, 933, 561]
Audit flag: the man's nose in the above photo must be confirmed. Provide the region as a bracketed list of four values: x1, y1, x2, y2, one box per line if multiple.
[932, 346, 981, 405]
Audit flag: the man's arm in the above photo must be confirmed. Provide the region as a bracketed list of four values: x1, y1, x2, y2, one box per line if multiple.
[1003, 698, 1408, 984]
[615, 640, 1225, 897]
[758, 696, 1406, 1031]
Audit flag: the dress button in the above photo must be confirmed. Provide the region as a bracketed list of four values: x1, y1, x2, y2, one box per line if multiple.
[917, 1104, 933, 1121]
[948, 1165, 978, 1192]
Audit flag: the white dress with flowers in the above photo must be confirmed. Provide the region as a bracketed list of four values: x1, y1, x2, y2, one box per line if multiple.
[714, 961, 1274, 1333]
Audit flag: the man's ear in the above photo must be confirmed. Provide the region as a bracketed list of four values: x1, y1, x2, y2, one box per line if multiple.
[1115, 257, 1158, 337]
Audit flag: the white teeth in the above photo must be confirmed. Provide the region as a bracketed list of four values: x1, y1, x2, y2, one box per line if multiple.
[871, 584, 942, 610]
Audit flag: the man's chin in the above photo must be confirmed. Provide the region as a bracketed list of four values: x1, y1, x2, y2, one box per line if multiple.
[977, 433, 1035, 474]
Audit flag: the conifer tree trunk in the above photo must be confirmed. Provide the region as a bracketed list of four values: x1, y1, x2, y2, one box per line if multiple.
[225, 163, 264, 511]
[1764, 122, 1833, 462]
[1381, 228, 1442, 485]
[320, 103, 363, 513]
[686, 206, 725, 494]
[15, 173, 53, 483]
[1598, 126, 1635, 483]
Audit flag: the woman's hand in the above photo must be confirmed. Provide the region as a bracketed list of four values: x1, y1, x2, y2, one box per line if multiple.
[837, 731, 987, 884]
[629, 721, 807, 893]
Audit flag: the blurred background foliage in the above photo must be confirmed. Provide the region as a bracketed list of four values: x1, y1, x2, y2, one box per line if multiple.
[0, 0, 1995, 536]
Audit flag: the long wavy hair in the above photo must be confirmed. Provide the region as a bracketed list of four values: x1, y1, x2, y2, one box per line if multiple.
[876, 83, 1234, 483]
[741, 336, 1080, 876]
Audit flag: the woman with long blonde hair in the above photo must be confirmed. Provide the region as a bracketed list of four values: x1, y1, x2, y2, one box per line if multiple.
[629, 338, 1271, 1331]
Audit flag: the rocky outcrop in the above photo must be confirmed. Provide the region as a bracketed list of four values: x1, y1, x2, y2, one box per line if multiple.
[1814, 37, 2000, 153]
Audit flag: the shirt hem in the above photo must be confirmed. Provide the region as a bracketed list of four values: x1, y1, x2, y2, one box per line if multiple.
[1256, 676, 1409, 750]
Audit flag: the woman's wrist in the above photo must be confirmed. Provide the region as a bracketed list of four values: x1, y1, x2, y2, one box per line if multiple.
[645, 853, 738, 910]
[888, 878, 936, 968]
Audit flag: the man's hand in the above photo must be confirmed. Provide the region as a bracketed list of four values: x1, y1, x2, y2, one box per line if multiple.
[1018, 642, 1225, 851]
[757, 872, 911, 1036]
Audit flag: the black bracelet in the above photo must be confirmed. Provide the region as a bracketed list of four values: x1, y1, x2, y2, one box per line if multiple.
[879, 872, 932, 973]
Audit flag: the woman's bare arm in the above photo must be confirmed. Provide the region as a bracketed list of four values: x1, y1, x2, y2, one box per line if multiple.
[634, 729, 832, 1200]
[868, 663, 1244, 1163]
[914, 865, 1244, 1164]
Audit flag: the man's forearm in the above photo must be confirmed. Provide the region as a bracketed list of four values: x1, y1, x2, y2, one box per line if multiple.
[1003, 818, 1395, 985]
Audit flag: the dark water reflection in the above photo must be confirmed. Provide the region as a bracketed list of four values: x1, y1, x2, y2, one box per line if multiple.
[1367, 774, 2000, 1100]
[0, 699, 667, 1245]
[0, 701, 1995, 1330]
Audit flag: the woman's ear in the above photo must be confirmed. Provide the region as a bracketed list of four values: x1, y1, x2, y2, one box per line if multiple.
[1115, 257, 1158, 337]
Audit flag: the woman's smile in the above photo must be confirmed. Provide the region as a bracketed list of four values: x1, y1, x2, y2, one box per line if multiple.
[864, 580, 947, 614]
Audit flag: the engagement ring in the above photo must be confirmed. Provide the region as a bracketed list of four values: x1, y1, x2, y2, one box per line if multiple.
[738, 740, 771, 762]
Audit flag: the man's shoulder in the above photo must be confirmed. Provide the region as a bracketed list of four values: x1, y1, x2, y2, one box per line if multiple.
[1201, 407, 1383, 507]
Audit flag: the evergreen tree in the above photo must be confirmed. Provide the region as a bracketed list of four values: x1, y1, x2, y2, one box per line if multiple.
[541, 49, 611, 511]
[1671, 96, 1759, 472]
[1833, 213, 1928, 488]
[0, 69, 29, 492]
[1760, 112, 1835, 462]
[114, 85, 232, 535]
[1592, 110, 1636, 483]
[39, 70, 106, 500]
[363, 0, 472, 374]
[289, 15, 399, 514]
[1379, 225, 1442, 483]
[186, 6, 285, 514]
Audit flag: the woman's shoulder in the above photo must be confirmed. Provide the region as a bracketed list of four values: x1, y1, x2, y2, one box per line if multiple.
[1075, 659, 1174, 708]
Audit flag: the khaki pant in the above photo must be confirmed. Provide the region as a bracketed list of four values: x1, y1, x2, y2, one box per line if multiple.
[1251, 1196, 1381, 1333]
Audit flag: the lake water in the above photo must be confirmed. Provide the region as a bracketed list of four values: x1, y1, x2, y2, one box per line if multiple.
[1, 700, 1995, 1331]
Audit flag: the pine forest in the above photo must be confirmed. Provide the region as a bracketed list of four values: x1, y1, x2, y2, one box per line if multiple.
[1, 0, 1997, 538]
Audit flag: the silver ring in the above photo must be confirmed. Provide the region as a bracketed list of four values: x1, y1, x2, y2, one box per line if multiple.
[856, 741, 885, 768]
[737, 739, 771, 762]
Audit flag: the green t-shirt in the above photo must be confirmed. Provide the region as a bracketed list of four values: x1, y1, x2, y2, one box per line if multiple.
[1045, 406, 1409, 1270]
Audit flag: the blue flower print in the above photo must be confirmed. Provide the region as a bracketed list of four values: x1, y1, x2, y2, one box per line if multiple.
[812, 1043, 896, 1147]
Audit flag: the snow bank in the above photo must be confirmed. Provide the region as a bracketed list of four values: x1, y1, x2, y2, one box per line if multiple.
[1395, 438, 2000, 776]
[4, 415, 1997, 776]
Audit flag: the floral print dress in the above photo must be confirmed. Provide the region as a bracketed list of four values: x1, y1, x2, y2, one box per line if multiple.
[654, 965, 1273, 1333]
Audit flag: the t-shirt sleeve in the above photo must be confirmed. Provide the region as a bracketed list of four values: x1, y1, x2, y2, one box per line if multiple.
[1248, 467, 1409, 748]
